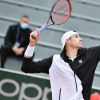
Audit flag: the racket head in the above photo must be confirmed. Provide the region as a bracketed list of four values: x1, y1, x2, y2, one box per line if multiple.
[50, 0, 72, 25]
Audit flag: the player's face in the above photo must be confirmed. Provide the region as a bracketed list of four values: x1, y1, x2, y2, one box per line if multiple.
[66, 34, 83, 49]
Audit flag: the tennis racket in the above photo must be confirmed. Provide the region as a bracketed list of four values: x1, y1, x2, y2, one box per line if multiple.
[32, 0, 72, 39]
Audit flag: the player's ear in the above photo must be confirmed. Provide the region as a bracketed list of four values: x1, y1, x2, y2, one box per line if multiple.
[65, 40, 69, 47]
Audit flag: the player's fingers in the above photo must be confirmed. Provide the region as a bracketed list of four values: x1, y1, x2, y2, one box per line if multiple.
[30, 29, 40, 39]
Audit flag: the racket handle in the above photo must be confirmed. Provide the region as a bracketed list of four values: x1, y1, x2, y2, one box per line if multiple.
[39, 24, 47, 32]
[31, 24, 47, 39]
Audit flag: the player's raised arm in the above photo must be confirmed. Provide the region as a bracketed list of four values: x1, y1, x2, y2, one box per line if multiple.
[24, 29, 40, 58]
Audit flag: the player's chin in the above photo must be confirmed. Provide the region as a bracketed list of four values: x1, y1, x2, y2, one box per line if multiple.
[78, 45, 83, 48]
[76, 44, 83, 48]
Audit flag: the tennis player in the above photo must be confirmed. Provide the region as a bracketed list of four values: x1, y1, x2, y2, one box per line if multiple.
[21, 29, 100, 100]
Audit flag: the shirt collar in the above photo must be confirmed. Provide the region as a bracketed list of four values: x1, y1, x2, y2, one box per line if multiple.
[60, 48, 85, 62]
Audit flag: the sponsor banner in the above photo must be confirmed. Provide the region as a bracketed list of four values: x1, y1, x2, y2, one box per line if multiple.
[0, 69, 52, 100]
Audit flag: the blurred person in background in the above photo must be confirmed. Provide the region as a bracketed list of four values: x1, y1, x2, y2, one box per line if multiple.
[0, 15, 32, 68]
[21, 29, 100, 100]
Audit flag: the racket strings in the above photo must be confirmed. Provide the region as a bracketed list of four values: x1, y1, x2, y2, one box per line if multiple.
[51, 0, 71, 24]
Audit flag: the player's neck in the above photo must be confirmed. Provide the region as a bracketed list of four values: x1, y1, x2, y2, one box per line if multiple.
[66, 47, 78, 60]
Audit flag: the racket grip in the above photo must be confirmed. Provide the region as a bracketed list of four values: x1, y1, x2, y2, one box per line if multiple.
[39, 24, 47, 32]
[31, 24, 47, 39]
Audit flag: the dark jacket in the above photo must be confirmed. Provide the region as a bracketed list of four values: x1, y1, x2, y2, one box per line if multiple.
[4, 24, 32, 49]
[21, 46, 100, 100]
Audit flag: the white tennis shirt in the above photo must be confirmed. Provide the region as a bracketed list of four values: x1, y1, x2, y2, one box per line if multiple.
[49, 55, 84, 100]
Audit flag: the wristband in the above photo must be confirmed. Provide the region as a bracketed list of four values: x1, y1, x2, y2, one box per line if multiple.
[24, 45, 35, 57]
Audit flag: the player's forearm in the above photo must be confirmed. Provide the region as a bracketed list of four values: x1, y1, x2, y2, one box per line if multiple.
[24, 29, 40, 58]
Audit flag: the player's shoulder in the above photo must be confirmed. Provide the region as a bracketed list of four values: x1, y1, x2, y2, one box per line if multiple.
[86, 46, 100, 52]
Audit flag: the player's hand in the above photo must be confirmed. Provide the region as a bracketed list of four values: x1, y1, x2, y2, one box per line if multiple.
[29, 28, 40, 46]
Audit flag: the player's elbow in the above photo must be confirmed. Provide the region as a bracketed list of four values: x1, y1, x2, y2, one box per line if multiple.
[21, 62, 28, 73]
[21, 57, 32, 73]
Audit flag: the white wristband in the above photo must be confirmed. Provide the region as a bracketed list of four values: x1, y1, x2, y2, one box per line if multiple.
[24, 45, 35, 57]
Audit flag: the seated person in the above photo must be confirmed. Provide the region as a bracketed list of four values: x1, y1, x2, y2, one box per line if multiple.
[0, 15, 32, 68]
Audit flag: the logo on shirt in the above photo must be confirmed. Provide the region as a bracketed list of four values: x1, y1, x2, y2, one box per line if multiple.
[79, 60, 82, 63]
